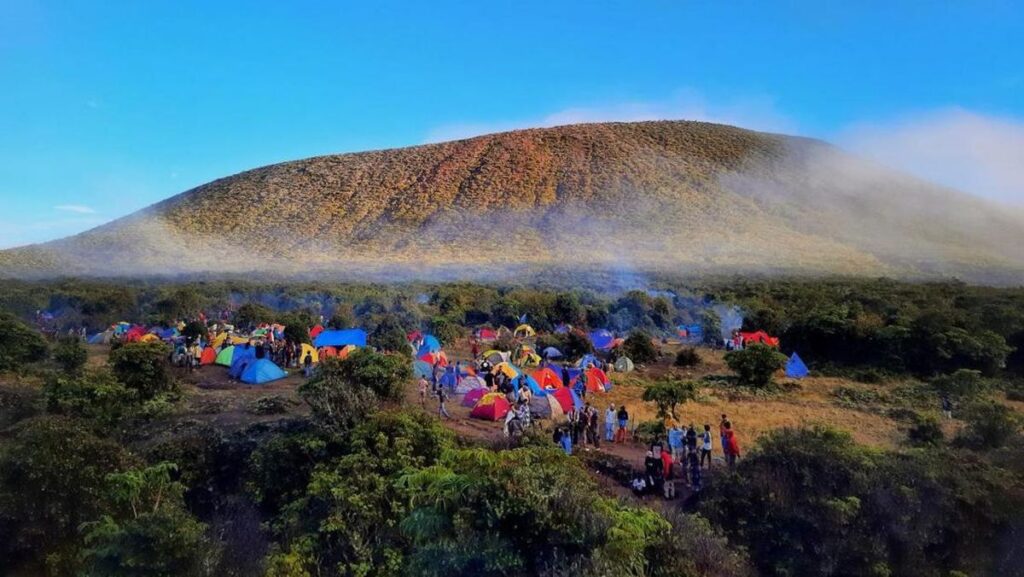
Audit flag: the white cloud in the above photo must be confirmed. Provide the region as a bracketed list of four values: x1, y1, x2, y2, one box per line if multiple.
[838, 108, 1024, 205]
[424, 90, 795, 143]
[54, 204, 98, 214]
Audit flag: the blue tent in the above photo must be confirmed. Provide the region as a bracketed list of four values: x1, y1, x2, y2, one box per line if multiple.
[228, 346, 256, 378]
[413, 360, 433, 379]
[87, 333, 105, 344]
[569, 388, 584, 411]
[515, 374, 546, 397]
[417, 335, 442, 355]
[241, 359, 287, 385]
[314, 329, 367, 349]
[542, 346, 563, 358]
[577, 354, 600, 369]
[785, 352, 809, 379]
[158, 327, 179, 339]
[589, 330, 614, 351]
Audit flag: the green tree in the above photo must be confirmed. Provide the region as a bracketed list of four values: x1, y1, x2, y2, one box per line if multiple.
[0, 416, 134, 576]
[53, 335, 88, 374]
[642, 378, 698, 420]
[725, 344, 787, 388]
[430, 315, 464, 345]
[154, 287, 202, 321]
[552, 292, 584, 325]
[0, 312, 48, 372]
[563, 330, 594, 360]
[235, 302, 275, 328]
[82, 462, 216, 577]
[181, 320, 208, 345]
[957, 400, 1023, 449]
[700, 309, 722, 346]
[298, 357, 381, 434]
[621, 330, 659, 364]
[369, 315, 408, 353]
[930, 369, 987, 400]
[44, 367, 137, 429]
[109, 342, 174, 400]
[329, 304, 356, 329]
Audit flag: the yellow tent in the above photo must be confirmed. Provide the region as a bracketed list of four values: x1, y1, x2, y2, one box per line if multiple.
[139, 333, 161, 343]
[492, 362, 520, 379]
[514, 324, 536, 338]
[299, 343, 319, 364]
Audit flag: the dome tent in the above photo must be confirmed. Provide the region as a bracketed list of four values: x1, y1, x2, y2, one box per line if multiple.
[241, 359, 288, 385]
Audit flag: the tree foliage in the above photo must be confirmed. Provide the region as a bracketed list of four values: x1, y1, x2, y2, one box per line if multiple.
[724, 344, 788, 388]
[53, 334, 88, 374]
[642, 378, 698, 421]
[0, 312, 47, 372]
[109, 342, 174, 400]
[621, 330, 659, 364]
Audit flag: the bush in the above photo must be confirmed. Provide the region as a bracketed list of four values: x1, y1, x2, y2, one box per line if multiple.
[0, 312, 48, 372]
[674, 347, 701, 367]
[931, 369, 987, 400]
[958, 401, 1023, 449]
[700, 309, 722, 345]
[235, 302, 275, 328]
[368, 315, 408, 353]
[53, 336, 88, 374]
[44, 367, 137, 429]
[634, 419, 666, 445]
[642, 378, 698, 421]
[725, 344, 787, 388]
[562, 330, 594, 359]
[250, 395, 294, 415]
[429, 315, 464, 345]
[109, 342, 173, 400]
[906, 413, 944, 447]
[181, 320, 207, 344]
[622, 330, 659, 364]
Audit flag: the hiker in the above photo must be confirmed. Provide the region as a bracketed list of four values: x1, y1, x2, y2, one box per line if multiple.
[418, 376, 428, 405]
[561, 365, 571, 388]
[631, 474, 649, 497]
[700, 424, 713, 468]
[554, 426, 572, 455]
[942, 395, 953, 419]
[661, 447, 676, 499]
[644, 450, 664, 495]
[437, 386, 451, 419]
[719, 414, 729, 455]
[723, 421, 741, 468]
[574, 407, 588, 447]
[686, 424, 698, 456]
[668, 423, 684, 461]
[587, 405, 600, 448]
[688, 451, 702, 492]
[615, 405, 629, 443]
[471, 339, 480, 360]
[604, 404, 616, 442]
[303, 351, 314, 378]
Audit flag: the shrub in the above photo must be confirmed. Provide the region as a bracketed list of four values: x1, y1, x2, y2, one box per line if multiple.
[931, 369, 987, 400]
[44, 367, 137, 428]
[622, 330, 659, 364]
[642, 378, 698, 421]
[724, 344, 787, 388]
[674, 347, 701, 367]
[906, 413, 944, 447]
[562, 330, 594, 359]
[957, 401, 1023, 449]
[700, 309, 722, 345]
[368, 316, 408, 353]
[429, 315, 464, 345]
[0, 313, 48, 372]
[297, 352, 412, 434]
[53, 335, 88, 374]
[235, 302, 275, 328]
[250, 395, 293, 415]
[180, 320, 207, 344]
[634, 419, 666, 445]
[109, 342, 173, 400]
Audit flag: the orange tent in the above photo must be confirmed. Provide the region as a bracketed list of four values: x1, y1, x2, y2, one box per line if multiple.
[584, 367, 610, 392]
[199, 347, 217, 365]
[533, 367, 564, 390]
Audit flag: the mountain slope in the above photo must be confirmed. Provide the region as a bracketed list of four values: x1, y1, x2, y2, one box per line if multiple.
[3, 120, 1023, 282]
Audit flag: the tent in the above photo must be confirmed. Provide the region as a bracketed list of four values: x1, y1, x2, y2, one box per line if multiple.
[514, 324, 536, 338]
[577, 354, 600, 369]
[516, 345, 541, 366]
[413, 360, 433, 379]
[158, 327, 179, 340]
[309, 325, 325, 339]
[554, 324, 572, 335]
[299, 343, 319, 364]
[418, 351, 448, 367]
[314, 329, 367, 349]
[786, 352, 809, 379]
[230, 355, 253, 379]
[482, 350, 510, 364]
[87, 332, 106, 345]
[529, 394, 565, 421]
[550, 387, 583, 413]
[614, 356, 635, 373]
[492, 362, 520, 379]
[216, 346, 236, 366]
[418, 335, 441, 353]
[533, 367, 564, 390]
[139, 333, 161, 343]
[737, 331, 780, 348]
[470, 393, 511, 421]
[455, 375, 485, 394]
[199, 347, 217, 365]
[584, 367, 610, 393]
[474, 327, 497, 342]
[462, 388, 489, 407]
[542, 346, 563, 359]
[241, 359, 288, 385]
[589, 330, 615, 351]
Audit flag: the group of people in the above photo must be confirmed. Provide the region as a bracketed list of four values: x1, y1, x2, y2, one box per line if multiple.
[631, 414, 742, 500]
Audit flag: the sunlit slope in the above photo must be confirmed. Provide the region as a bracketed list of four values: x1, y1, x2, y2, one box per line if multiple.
[2, 121, 1022, 281]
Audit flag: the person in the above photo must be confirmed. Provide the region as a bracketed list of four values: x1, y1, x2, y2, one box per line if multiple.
[615, 405, 629, 443]
[455, 361, 463, 390]
[661, 447, 675, 499]
[303, 351, 314, 378]
[559, 426, 573, 455]
[942, 395, 953, 419]
[418, 376, 429, 405]
[644, 450, 663, 495]
[685, 424, 698, 457]
[700, 424, 713, 468]
[561, 365, 571, 388]
[604, 404, 616, 442]
[574, 407, 588, 448]
[719, 414, 729, 456]
[723, 421, 740, 468]
[631, 474, 648, 497]
[483, 369, 494, 390]
[588, 405, 600, 449]
[667, 423, 684, 461]
[471, 339, 480, 360]
[688, 451, 702, 492]
[437, 386, 452, 420]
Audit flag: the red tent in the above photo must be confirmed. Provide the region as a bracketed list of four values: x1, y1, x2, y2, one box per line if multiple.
[474, 327, 498, 341]
[407, 330, 423, 342]
[309, 325, 325, 339]
[550, 387, 576, 413]
[737, 331, 780, 347]
[533, 367, 564, 390]
[199, 347, 217, 365]
[419, 352, 448, 367]
[584, 367, 610, 392]
[124, 326, 147, 342]
[462, 388, 488, 407]
[470, 395, 511, 421]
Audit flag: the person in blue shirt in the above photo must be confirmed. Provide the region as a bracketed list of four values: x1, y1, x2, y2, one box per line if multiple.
[667, 424, 684, 461]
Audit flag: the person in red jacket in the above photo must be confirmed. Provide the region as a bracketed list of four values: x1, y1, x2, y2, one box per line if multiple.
[723, 421, 741, 468]
[660, 447, 676, 499]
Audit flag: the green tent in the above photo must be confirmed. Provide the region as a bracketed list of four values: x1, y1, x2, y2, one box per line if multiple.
[215, 346, 235, 366]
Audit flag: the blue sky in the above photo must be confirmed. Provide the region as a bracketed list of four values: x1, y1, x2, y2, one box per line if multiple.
[2, 0, 1022, 248]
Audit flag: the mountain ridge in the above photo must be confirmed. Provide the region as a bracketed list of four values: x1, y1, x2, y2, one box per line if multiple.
[3, 120, 1022, 283]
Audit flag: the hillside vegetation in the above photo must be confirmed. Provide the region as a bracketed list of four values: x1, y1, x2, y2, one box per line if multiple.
[2, 121, 1023, 281]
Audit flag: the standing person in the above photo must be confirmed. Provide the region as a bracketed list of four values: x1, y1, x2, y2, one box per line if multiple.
[700, 424, 713, 468]
[686, 424, 698, 457]
[471, 339, 480, 360]
[455, 361, 463, 390]
[575, 407, 588, 449]
[668, 423, 684, 462]
[615, 405, 629, 443]
[303, 351, 314, 378]
[588, 405, 601, 449]
[688, 451, 702, 492]
[644, 451, 663, 496]
[719, 414, 729, 456]
[561, 365, 571, 389]
[942, 395, 953, 419]
[661, 447, 675, 499]
[604, 404, 616, 442]
[437, 386, 452, 420]
[723, 421, 741, 468]
[418, 376, 429, 405]
[560, 427, 573, 455]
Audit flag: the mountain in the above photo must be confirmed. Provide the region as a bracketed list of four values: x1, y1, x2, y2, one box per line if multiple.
[2, 120, 1023, 282]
